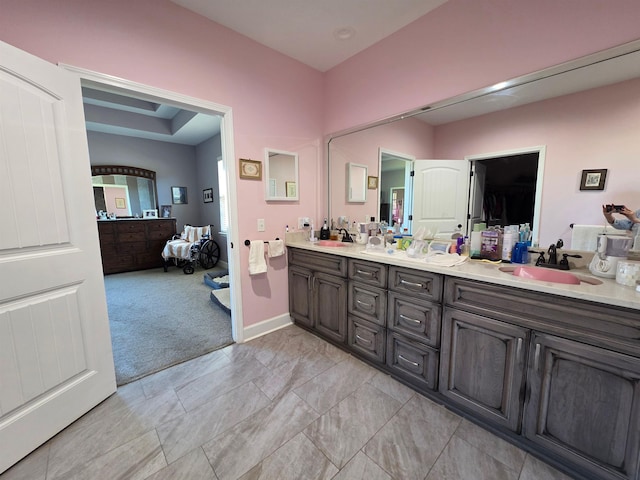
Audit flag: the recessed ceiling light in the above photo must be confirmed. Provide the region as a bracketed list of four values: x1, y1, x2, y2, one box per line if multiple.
[334, 26, 356, 41]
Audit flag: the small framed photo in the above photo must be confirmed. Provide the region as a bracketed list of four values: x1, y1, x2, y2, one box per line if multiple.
[171, 186, 188, 204]
[115, 197, 126, 209]
[368, 176, 379, 189]
[160, 205, 172, 218]
[580, 169, 607, 191]
[203, 188, 214, 203]
[239, 158, 262, 180]
[286, 181, 297, 198]
[142, 209, 158, 219]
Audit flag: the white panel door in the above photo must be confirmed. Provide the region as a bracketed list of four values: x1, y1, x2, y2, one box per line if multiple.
[412, 159, 470, 236]
[0, 41, 116, 473]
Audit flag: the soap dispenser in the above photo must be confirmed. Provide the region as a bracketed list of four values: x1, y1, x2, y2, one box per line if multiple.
[320, 218, 330, 240]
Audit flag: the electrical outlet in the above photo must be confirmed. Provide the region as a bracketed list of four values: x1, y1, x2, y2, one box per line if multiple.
[257, 218, 265, 232]
[298, 217, 310, 229]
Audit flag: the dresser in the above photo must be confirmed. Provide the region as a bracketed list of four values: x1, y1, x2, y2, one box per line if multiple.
[97, 219, 176, 274]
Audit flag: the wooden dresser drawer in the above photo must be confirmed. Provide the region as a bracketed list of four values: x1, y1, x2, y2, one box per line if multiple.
[389, 266, 443, 302]
[116, 221, 145, 233]
[387, 291, 441, 347]
[118, 232, 146, 242]
[287, 248, 347, 277]
[348, 282, 387, 326]
[348, 316, 386, 364]
[348, 259, 387, 288]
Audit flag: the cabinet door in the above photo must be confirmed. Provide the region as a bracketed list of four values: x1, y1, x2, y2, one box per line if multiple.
[313, 272, 347, 343]
[524, 333, 640, 480]
[288, 265, 313, 328]
[440, 308, 528, 432]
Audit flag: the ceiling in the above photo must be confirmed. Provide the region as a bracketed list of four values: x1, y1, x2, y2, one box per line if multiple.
[170, 0, 448, 72]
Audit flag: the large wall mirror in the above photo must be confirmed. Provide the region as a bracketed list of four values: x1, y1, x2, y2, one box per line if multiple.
[91, 165, 158, 217]
[328, 40, 640, 247]
[265, 148, 299, 201]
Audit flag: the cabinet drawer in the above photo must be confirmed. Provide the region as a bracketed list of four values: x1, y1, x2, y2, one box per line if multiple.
[386, 332, 439, 391]
[387, 292, 441, 347]
[116, 221, 145, 233]
[288, 248, 347, 277]
[348, 259, 387, 288]
[117, 241, 146, 254]
[348, 316, 386, 364]
[146, 219, 176, 233]
[348, 282, 387, 326]
[388, 266, 442, 302]
[118, 232, 146, 242]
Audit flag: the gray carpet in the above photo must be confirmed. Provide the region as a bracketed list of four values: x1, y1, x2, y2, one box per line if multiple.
[104, 267, 233, 385]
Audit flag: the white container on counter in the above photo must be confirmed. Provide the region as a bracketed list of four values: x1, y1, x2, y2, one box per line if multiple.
[615, 260, 640, 286]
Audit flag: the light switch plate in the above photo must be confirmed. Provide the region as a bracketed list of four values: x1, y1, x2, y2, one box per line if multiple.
[257, 218, 265, 232]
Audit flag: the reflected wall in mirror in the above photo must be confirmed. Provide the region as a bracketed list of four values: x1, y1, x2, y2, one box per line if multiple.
[91, 165, 158, 218]
[328, 41, 640, 247]
[347, 162, 367, 203]
[265, 148, 298, 201]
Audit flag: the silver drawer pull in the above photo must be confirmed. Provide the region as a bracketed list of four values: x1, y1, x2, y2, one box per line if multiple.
[356, 269, 375, 278]
[399, 314, 421, 325]
[356, 334, 372, 345]
[534, 343, 541, 370]
[398, 354, 419, 367]
[516, 337, 523, 362]
[356, 299, 373, 309]
[400, 279, 425, 289]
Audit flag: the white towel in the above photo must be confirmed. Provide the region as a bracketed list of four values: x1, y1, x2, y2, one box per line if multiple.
[248, 240, 267, 275]
[267, 239, 285, 257]
[571, 224, 618, 251]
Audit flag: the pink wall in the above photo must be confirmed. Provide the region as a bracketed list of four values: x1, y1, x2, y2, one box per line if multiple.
[0, 0, 324, 329]
[103, 187, 130, 216]
[434, 78, 640, 248]
[324, 0, 640, 134]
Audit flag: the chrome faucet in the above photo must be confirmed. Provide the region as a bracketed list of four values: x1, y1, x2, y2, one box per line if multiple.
[338, 228, 353, 242]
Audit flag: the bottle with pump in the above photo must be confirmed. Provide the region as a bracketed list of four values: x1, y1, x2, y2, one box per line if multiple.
[320, 218, 330, 240]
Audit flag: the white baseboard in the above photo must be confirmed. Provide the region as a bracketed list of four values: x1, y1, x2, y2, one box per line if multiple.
[241, 313, 293, 343]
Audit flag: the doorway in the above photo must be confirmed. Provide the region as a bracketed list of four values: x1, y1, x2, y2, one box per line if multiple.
[467, 146, 545, 240]
[62, 64, 243, 379]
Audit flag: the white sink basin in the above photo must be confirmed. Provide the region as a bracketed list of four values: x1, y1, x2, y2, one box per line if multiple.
[499, 265, 602, 285]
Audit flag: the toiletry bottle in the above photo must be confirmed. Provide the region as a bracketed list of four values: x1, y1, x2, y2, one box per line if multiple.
[320, 218, 330, 240]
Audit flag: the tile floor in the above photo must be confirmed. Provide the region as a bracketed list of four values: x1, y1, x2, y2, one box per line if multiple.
[1, 325, 574, 480]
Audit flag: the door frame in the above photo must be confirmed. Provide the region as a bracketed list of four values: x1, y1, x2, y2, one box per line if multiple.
[378, 148, 415, 231]
[59, 64, 243, 342]
[465, 146, 546, 245]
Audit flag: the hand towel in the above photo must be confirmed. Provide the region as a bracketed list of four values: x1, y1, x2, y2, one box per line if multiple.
[571, 224, 617, 251]
[248, 240, 267, 275]
[268, 239, 285, 257]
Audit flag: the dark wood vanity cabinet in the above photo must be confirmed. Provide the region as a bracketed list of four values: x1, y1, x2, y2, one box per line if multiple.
[524, 332, 640, 480]
[97, 219, 176, 274]
[288, 249, 348, 343]
[443, 276, 640, 480]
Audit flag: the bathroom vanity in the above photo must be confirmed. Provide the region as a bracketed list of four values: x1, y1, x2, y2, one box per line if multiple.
[286, 239, 640, 480]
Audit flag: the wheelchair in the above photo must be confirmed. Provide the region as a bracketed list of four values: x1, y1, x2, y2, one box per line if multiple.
[162, 225, 220, 274]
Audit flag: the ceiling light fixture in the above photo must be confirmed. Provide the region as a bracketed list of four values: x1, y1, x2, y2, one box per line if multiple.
[333, 26, 356, 41]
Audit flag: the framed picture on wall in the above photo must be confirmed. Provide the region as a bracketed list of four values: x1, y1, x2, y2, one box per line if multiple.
[171, 186, 188, 204]
[239, 158, 262, 180]
[115, 197, 126, 209]
[580, 169, 607, 191]
[368, 176, 379, 189]
[203, 188, 214, 203]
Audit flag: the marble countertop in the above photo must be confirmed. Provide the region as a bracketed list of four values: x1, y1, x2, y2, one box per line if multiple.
[285, 237, 640, 311]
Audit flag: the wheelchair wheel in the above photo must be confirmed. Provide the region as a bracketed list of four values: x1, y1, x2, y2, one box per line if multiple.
[183, 263, 195, 275]
[199, 239, 220, 269]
